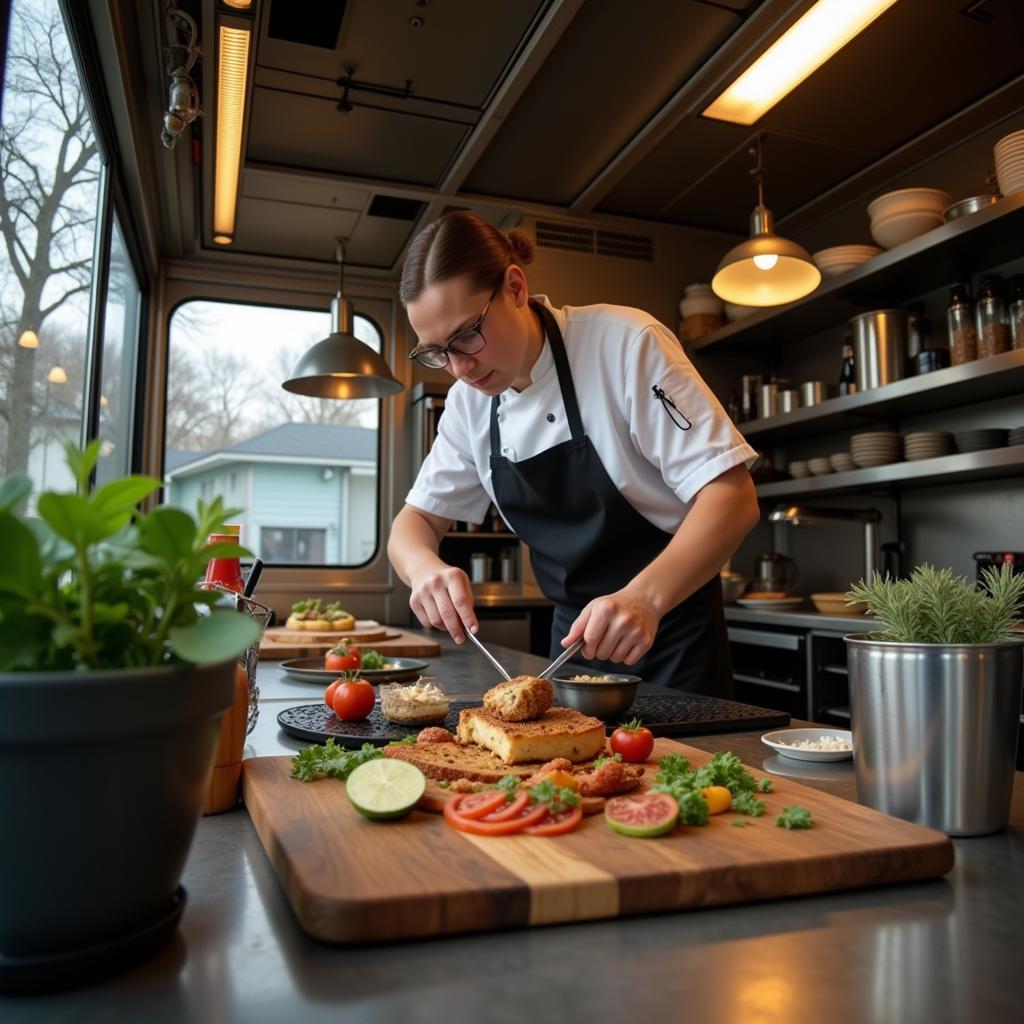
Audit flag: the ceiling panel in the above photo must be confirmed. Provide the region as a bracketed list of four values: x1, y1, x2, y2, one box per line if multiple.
[231, 198, 361, 262]
[658, 133, 873, 234]
[256, 0, 548, 109]
[461, 0, 741, 205]
[246, 86, 470, 185]
[756, 0, 1024, 155]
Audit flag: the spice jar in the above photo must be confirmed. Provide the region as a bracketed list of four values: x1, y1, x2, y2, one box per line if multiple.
[1008, 276, 1024, 350]
[947, 284, 977, 365]
[975, 275, 1011, 358]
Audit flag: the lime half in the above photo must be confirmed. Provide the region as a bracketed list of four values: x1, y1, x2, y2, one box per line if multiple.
[346, 759, 426, 820]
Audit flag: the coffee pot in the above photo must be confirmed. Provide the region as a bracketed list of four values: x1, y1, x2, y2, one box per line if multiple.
[751, 553, 799, 594]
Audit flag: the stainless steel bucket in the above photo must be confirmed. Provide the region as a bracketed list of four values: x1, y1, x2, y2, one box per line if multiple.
[849, 309, 909, 390]
[846, 634, 1023, 836]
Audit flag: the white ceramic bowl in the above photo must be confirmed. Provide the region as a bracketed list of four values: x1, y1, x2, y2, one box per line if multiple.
[870, 210, 945, 249]
[867, 187, 952, 221]
[995, 165, 1024, 197]
[993, 128, 1024, 157]
[788, 460, 810, 478]
[761, 728, 853, 762]
[679, 284, 724, 319]
[812, 245, 883, 277]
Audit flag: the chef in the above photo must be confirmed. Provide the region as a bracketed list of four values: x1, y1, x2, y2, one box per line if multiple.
[387, 211, 760, 694]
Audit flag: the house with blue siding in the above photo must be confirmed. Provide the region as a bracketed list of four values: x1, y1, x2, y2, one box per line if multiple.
[165, 422, 377, 565]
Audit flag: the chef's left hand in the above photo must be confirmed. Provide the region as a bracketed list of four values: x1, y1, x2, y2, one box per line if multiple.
[563, 589, 661, 665]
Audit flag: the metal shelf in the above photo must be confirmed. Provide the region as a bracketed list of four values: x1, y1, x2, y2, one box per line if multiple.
[756, 445, 1024, 500]
[740, 349, 1024, 446]
[690, 192, 1024, 356]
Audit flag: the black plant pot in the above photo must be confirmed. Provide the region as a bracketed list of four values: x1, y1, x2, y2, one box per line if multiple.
[0, 659, 236, 992]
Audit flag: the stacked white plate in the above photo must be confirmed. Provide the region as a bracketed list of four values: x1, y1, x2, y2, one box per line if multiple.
[811, 245, 882, 277]
[851, 430, 902, 467]
[903, 431, 954, 461]
[867, 188, 951, 249]
[808, 457, 833, 476]
[994, 129, 1024, 197]
[955, 428, 1009, 453]
[829, 452, 856, 472]
[1008, 426, 1024, 447]
[788, 459, 810, 478]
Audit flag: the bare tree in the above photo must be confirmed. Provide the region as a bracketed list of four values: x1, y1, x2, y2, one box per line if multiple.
[165, 347, 252, 451]
[0, 4, 100, 475]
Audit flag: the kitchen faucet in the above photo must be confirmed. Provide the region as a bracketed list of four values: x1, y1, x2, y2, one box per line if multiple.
[768, 505, 882, 581]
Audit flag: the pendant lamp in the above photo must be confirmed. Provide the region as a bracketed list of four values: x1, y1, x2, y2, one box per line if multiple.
[711, 137, 820, 307]
[282, 240, 403, 399]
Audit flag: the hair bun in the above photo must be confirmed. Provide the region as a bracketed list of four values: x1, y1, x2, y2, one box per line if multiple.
[506, 228, 535, 266]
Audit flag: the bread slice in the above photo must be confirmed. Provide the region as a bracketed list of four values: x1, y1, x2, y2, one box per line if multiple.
[482, 675, 552, 721]
[456, 707, 606, 764]
[382, 741, 538, 783]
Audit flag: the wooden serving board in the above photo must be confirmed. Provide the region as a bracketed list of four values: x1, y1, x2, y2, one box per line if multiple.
[241, 738, 954, 944]
[260, 625, 441, 660]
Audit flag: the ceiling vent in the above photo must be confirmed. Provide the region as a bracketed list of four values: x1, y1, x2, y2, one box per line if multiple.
[268, 0, 347, 48]
[536, 220, 653, 261]
[367, 195, 424, 221]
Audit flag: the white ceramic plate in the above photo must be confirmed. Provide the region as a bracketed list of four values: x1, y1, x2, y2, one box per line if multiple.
[761, 728, 853, 762]
[736, 597, 804, 609]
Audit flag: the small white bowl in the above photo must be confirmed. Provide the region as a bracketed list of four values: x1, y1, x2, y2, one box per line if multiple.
[867, 187, 952, 221]
[761, 728, 854, 762]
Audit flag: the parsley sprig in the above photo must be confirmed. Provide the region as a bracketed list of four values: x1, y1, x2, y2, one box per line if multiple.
[290, 739, 381, 781]
[528, 779, 581, 815]
[652, 751, 775, 825]
[776, 805, 813, 829]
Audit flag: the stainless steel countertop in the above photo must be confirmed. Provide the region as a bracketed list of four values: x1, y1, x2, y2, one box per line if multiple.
[724, 605, 880, 633]
[9, 633, 1022, 1024]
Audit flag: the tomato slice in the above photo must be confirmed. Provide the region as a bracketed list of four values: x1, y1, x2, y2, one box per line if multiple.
[455, 790, 511, 820]
[444, 795, 548, 835]
[522, 805, 584, 836]
[481, 791, 529, 822]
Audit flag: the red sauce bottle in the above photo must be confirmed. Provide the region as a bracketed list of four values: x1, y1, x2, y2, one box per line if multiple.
[202, 524, 245, 593]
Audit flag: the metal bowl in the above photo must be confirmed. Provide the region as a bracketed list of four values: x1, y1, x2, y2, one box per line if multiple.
[720, 572, 748, 604]
[943, 194, 999, 222]
[551, 673, 641, 720]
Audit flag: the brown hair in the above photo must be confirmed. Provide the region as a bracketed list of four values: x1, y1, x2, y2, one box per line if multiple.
[399, 211, 534, 305]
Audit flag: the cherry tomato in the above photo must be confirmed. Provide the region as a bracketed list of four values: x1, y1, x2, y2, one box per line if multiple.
[325, 642, 360, 672]
[522, 805, 583, 836]
[324, 679, 342, 708]
[331, 679, 375, 721]
[610, 719, 654, 763]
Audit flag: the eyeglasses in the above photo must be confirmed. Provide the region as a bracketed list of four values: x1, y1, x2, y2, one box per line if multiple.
[409, 286, 499, 369]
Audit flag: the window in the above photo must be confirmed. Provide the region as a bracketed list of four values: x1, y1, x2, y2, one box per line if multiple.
[261, 527, 327, 564]
[164, 300, 382, 566]
[95, 216, 141, 486]
[1, 0, 103, 496]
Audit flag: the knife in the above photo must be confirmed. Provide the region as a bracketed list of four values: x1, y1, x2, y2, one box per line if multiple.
[538, 637, 585, 679]
[463, 626, 512, 681]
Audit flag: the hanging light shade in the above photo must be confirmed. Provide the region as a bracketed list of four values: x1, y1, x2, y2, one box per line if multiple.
[711, 137, 820, 307]
[283, 240, 403, 399]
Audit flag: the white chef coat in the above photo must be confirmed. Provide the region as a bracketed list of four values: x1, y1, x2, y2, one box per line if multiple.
[406, 295, 757, 534]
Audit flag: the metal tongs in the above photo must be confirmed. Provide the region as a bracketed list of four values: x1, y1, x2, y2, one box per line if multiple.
[538, 637, 585, 679]
[463, 626, 512, 681]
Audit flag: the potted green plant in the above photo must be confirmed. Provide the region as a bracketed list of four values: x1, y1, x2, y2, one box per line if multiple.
[845, 564, 1024, 836]
[0, 442, 260, 992]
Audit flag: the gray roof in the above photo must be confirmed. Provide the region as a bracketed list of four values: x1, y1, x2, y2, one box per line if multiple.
[164, 422, 377, 479]
[225, 422, 377, 461]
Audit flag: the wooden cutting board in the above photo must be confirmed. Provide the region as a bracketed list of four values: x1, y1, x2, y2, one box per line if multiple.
[241, 738, 954, 944]
[260, 622, 441, 660]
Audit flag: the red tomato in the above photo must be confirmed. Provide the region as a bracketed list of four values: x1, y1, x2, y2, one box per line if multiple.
[455, 791, 510, 820]
[444, 795, 549, 835]
[482, 791, 530, 822]
[330, 679, 375, 721]
[325, 642, 360, 672]
[610, 719, 654, 763]
[324, 679, 342, 708]
[522, 805, 583, 836]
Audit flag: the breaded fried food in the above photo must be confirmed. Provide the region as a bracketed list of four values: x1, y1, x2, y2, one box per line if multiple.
[456, 706, 605, 764]
[482, 674, 553, 722]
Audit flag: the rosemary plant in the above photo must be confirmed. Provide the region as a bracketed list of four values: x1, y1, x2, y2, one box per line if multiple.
[846, 563, 1024, 644]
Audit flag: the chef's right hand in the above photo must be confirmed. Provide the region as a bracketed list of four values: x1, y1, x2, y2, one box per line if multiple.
[409, 565, 477, 643]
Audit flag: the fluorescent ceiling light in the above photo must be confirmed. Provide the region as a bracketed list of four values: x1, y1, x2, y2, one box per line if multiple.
[221, 1, 254, 8]
[213, 24, 251, 243]
[703, 0, 899, 126]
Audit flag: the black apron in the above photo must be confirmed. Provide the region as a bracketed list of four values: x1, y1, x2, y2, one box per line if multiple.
[488, 299, 733, 696]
